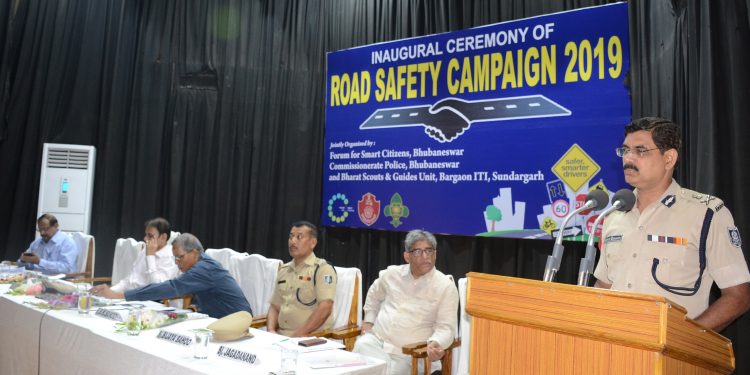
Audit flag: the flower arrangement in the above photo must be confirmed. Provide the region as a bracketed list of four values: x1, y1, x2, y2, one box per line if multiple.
[115, 309, 188, 332]
[6, 281, 44, 296]
[23, 293, 79, 310]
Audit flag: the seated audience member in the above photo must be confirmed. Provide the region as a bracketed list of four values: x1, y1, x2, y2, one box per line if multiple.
[267, 221, 337, 336]
[353, 229, 459, 374]
[17, 214, 78, 274]
[92, 218, 179, 296]
[97, 233, 251, 319]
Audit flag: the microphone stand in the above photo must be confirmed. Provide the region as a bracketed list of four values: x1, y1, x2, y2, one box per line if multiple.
[577, 202, 621, 286]
[543, 202, 594, 282]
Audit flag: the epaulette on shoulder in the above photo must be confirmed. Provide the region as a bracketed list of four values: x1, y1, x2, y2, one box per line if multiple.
[679, 188, 726, 212]
[315, 258, 333, 268]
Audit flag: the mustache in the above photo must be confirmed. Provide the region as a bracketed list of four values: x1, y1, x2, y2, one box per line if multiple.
[623, 163, 639, 172]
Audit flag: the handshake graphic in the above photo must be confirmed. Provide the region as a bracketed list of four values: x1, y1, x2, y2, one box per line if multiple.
[359, 95, 570, 142]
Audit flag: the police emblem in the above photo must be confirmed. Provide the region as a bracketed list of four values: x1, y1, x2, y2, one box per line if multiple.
[728, 227, 742, 248]
[324, 275, 333, 284]
[358, 193, 381, 226]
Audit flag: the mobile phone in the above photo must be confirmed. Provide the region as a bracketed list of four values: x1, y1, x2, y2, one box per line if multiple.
[298, 338, 327, 347]
[23, 252, 34, 257]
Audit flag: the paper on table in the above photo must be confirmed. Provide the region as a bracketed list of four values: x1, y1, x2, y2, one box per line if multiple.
[96, 301, 170, 321]
[113, 300, 169, 309]
[275, 337, 345, 353]
[303, 350, 368, 369]
[186, 312, 209, 320]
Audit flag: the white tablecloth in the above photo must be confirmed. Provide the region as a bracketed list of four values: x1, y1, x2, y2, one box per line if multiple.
[0, 285, 385, 375]
[0, 289, 46, 374]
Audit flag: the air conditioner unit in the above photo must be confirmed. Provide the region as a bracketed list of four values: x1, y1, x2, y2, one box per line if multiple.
[37, 143, 96, 234]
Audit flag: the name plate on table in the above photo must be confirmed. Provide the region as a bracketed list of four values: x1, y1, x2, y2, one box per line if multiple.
[156, 330, 193, 346]
[217, 345, 258, 365]
[95, 307, 126, 321]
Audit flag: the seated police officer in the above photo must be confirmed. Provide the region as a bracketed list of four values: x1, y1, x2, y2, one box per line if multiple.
[267, 221, 337, 337]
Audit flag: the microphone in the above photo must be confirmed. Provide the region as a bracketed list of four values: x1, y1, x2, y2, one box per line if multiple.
[543, 189, 608, 282]
[577, 189, 636, 286]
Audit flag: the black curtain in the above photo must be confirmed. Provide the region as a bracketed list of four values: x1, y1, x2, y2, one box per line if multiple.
[1, 0, 749, 372]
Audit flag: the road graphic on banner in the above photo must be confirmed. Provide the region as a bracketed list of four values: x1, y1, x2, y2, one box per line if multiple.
[359, 95, 571, 142]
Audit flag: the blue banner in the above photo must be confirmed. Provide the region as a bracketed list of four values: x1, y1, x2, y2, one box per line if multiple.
[322, 3, 631, 240]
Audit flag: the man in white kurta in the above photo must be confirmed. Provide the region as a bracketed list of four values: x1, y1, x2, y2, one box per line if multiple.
[92, 218, 179, 296]
[354, 229, 458, 374]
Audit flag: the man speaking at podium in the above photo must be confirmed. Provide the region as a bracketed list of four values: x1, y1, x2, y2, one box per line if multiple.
[593, 117, 750, 332]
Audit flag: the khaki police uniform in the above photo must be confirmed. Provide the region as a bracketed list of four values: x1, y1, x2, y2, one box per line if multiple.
[270, 253, 337, 335]
[594, 180, 749, 318]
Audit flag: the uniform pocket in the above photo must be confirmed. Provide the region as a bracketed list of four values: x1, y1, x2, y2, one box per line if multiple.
[661, 243, 700, 288]
[604, 241, 627, 281]
[645, 240, 700, 290]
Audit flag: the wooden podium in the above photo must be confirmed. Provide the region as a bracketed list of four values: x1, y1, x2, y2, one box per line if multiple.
[466, 272, 734, 374]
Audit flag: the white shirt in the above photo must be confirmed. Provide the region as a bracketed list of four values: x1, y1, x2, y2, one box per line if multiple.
[111, 244, 180, 293]
[364, 264, 458, 353]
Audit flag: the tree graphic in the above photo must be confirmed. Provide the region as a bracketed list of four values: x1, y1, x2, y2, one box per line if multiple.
[485, 205, 502, 232]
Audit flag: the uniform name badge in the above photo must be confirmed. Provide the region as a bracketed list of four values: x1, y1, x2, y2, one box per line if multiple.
[604, 235, 622, 243]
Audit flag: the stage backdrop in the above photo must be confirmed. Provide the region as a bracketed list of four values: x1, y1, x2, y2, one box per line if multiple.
[322, 3, 631, 240]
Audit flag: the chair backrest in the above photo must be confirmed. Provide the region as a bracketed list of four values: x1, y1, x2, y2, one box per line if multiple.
[168, 231, 180, 244]
[205, 248, 241, 273]
[332, 266, 362, 329]
[230, 253, 282, 316]
[68, 232, 95, 276]
[453, 277, 470, 375]
[111, 238, 144, 285]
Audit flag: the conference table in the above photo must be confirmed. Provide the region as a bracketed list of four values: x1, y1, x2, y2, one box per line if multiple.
[0, 284, 386, 375]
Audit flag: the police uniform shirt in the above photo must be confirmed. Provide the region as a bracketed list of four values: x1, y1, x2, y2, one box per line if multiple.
[594, 180, 750, 318]
[270, 252, 337, 335]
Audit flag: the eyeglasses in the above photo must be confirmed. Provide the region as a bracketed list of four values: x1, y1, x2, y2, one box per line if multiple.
[37, 226, 52, 233]
[615, 146, 660, 158]
[174, 251, 192, 261]
[408, 247, 436, 256]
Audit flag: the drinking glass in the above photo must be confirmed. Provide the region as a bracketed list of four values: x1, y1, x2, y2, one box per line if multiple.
[126, 309, 142, 336]
[76, 283, 92, 314]
[193, 330, 212, 359]
[279, 346, 298, 374]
